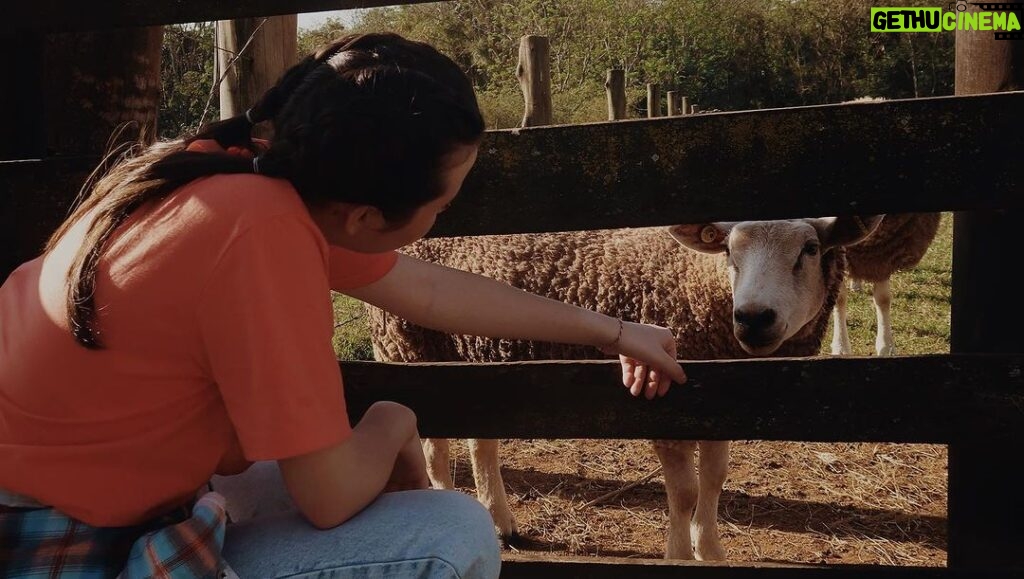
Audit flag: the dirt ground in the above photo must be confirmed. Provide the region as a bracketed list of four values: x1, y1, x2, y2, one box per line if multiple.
[442, 439, 947, 566]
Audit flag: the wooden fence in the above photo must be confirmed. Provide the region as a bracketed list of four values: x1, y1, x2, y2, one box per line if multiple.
[2, 1, 1022, 577]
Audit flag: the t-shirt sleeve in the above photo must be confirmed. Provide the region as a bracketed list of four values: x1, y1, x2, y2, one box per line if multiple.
[328, 246, 399, 291]
[197, 214, 351, 461]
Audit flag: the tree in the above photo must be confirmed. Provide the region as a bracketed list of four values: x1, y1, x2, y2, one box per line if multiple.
[160, 23, 218, 138]
[161, 1, 955, 132]
[299, 16, 348, 55]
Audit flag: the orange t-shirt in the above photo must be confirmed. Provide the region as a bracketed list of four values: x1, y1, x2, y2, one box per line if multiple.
[0, 145, 398, 526]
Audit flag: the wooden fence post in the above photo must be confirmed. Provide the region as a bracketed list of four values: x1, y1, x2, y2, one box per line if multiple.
[0, 32, 44, 160]
[680, 95, 689, 116]
[666, 90, 679, 116]
[0, 26, 162, 280]
[690, 104, 701, 114]
[948, 4, 1024, 569]
[517, 35, 552, 127]
[646, 83, 661, 118]
[605, 69, 626, 120]
[217, 15, 297, 138]
[43, 27, 163, 155]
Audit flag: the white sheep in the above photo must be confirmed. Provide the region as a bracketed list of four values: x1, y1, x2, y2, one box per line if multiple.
[368, 215, 881, 560]
[831, 213, 941, 356]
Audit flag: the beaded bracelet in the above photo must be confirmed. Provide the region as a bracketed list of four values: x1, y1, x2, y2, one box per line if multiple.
[602, 318, 624, 350]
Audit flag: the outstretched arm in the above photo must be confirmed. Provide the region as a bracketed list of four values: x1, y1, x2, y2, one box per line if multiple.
[343, 254, 686, 394]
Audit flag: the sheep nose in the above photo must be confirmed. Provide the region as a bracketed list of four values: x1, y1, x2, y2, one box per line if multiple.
[734, 307, 777, 331]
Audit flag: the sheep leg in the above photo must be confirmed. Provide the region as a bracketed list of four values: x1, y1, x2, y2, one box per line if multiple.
[468, 438, 518, 541]
[831, 281, 853, 355]
[873, 278, 896, 356]
[693, 441, 729, 561]
[652, 440, 699, 560]
[422, 438, 454, 490]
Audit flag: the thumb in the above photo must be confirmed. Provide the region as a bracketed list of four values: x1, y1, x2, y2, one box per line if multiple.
[662, 356, 687, 384]
[660, 339, 687, 384]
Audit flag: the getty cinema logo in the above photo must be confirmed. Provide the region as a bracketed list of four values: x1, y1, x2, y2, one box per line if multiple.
[871, 2, 1024, 39]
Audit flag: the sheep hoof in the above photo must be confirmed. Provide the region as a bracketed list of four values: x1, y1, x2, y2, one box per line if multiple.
[500, 529, 525, 549]
[830, 343, 852, 356]
[876, 344, 896, 357]
[695, 541, 727, 561]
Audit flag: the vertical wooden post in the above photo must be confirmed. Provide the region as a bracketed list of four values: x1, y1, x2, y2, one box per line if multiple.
[690, 104, 701, 114]
[666, 91, 679, 116]
[605, 69, 626, 120]
[43, 27, 163, 155]
[1, 27, 163, 280]
[0, 32, 45, 160]
[217, 15, 298, 138]
[646, 83, 661, 118]
[948, 4, 1024, 569]
[517, 35, 552, 127]
[679, 95, 689, 116]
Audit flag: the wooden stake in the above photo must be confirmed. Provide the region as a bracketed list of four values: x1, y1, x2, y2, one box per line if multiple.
[605, 69, 626, 120]
[517, 35, 552, 127]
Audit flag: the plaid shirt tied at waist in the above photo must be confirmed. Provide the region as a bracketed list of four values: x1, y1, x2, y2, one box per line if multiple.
[0, 491, 229, 579]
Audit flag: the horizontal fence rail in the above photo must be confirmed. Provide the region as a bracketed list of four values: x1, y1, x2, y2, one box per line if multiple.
[5, 92, 1024, 277]
[0, 157, 95, 277]
[6, 0, 438, 33]
[430, 91, 1024, 236]
[341, 354, 1024, 443]
[502, 556, 1015, 578]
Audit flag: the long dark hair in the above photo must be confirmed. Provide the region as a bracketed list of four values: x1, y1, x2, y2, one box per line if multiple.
[48, 32, 485, 349]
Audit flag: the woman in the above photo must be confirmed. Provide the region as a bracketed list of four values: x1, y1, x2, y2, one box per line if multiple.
[0, 33, 686, 578]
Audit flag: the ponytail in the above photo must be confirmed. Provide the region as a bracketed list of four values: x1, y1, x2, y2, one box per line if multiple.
[53, 33, 483, 349]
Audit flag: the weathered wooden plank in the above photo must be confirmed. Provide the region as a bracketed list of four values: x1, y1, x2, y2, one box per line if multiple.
[500, 556, 1012, 578]
[341, 354, 1024, 443]
[947, 12, 1024, 570]
[430, 90, 1024, 236]
[7, 0, 438, 33]
[0, 158, 95, 279]
[4, 91, 1023, 277]
[0, 33, 44, 160]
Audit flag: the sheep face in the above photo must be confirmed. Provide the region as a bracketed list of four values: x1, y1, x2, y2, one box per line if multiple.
[669, 215, 882, 356]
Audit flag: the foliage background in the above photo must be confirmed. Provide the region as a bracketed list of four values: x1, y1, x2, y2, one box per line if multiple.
[160, 0, 954, 133]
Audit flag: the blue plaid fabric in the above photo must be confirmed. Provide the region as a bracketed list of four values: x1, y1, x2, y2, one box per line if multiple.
[0, 492, 227, 579]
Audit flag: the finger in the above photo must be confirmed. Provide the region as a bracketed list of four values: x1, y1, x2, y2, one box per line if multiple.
[621, 356, 636, 390]
[651, 354, 686, 384]
[631, 364, 646, 397]
[657, 371, 672, 397]
[645, 379, 658, 400]
[645, 369, 661, 400]
[661, 355, 687, 384]
[661, 334, 687, 384]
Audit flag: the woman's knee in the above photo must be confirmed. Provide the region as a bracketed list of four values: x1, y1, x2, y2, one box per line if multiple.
[419, 490, 501, 579]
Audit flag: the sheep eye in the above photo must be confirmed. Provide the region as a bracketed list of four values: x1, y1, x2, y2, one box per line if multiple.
[802, 242, 819, 256]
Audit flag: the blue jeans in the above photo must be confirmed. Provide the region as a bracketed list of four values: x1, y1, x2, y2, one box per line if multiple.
[210, 462, 501, 579]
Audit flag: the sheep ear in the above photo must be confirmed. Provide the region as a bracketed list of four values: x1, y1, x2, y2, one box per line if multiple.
[811, 215, 885, 249]
[668, 223, 733, 254]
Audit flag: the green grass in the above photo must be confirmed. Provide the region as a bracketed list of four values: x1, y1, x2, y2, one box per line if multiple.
[331, 292, 374, 361]
[332, 214, 954, 360]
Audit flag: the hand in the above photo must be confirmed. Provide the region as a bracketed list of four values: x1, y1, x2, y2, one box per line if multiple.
[384, 433, 430, 492]
[601, 321, 687, 399]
